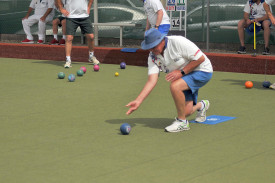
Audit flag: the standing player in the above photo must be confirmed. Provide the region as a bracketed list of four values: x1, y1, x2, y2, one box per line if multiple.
[55, 0, 99, 68]
[142, 0, 170, 35]
[126, 28, 213, 133]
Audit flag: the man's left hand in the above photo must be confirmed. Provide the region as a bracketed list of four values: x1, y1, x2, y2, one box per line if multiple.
[165, 70, 182, 82]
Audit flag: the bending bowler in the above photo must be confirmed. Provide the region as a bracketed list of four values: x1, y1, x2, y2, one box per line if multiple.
[126, 28, 213, 133]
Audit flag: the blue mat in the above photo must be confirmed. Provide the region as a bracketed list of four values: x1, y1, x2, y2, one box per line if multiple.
[121, 48, 139, 53]
[190, 115, 236, 125]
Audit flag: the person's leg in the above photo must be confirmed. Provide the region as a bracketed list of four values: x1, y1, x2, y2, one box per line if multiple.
[22, 15, 38, 41]
[38, 19, 47, 42]
[262, 20, 271, 49]
[86, 33, 94, 52]
[61, 19, 66, 39]
[52, 18, 60, 37]
[79, 17, 99, 64]
[64, 18, 79, 68]
[169, 79, 190, 120]
[238, 19, 246, 47]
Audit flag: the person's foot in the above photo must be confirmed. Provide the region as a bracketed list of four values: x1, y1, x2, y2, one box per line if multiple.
[237, 46, 246, 54]
[50, 38, 59, 45]
[165, 118, 190, 132]
[195, 100, 210, 123]
[270, 82, 275, 89]
[21, 39, 34, 44]
[37, 40, 44, 44]
[64, 60, 72, 68]
[262, 47, 270, 55]
[88, 55, 100, 65]
[58, 39, 65, 45]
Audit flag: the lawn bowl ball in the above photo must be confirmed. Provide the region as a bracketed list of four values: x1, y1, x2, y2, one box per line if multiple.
[80, 66, 86, 73]
[94, 65, 100, 71]
[245, 81, 253, 89]
[58, 72, 65, 79]
[120, 62, 126, 69]
[77, 69, 84, 76]
[120, 123, 131, 135]
[115, 72, 119, 77]
[262, 81, 271, 88]
[68, 74, 76, 82]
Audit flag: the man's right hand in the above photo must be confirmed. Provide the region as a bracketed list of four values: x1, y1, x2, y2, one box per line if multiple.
[60, 8, 70, 17]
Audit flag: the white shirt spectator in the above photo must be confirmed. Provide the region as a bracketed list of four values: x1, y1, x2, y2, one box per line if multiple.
[244, 0, 272, 19]
[143, 0, 170, 27]
[30, 0, 55, 18]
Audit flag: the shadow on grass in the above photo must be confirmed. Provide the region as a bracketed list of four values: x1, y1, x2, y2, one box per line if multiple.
[221, 79, 272, 90]
[106, 118, 176, 130]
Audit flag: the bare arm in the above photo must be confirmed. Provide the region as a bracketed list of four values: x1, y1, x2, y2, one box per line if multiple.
[126, 73, 158, 115]
[22, 7, 33, 20]
[87, 0, 94, 14]
[155, 9, 163, 28]
[55, 0, 69, 16]
[263, 2, 275, 25]
[166, 55, 206, 82]
[40, 8, 53, 22]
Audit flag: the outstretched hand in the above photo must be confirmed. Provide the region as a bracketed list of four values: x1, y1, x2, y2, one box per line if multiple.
[125, 100, 141, 115]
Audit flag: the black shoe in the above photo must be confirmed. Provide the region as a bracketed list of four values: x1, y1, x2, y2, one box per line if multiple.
[237, 46, 246, 54]
[262, 47, 270, 55]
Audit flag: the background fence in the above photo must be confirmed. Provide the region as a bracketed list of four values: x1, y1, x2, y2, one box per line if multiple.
[0, 0, 275, 49]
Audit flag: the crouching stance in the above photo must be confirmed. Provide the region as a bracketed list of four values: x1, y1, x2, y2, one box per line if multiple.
[126, 28, 213, 133]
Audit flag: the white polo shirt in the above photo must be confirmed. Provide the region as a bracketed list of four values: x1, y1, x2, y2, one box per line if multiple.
[244, 0, 272, 19]
[143, 0, 170, 27]
[30, 0, 55, 17]
[148, 36, 213, 75]
[265, 0, 275, 5]
[64, 0, 90, 18]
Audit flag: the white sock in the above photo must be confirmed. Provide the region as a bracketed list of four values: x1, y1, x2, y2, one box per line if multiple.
[54, 34, 58, 40]
[66, 56, 71, 62]
[62, 35, 66, 39]
[89, 51, 94, 57]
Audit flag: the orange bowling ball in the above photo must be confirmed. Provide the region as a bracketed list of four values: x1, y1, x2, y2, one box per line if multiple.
[245, 81, 253, 89]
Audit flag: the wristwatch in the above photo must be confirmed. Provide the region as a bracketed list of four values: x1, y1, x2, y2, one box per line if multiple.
[181, 69, 186, 76]
[154, 25, 159, 29]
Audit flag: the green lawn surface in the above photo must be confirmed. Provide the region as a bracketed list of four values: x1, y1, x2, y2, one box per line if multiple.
[1, 58, 275, 183]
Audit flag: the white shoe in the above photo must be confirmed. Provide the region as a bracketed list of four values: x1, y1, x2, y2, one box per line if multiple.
[270, 82, 275, 89]
[165, 118, 190, 132]
[195, 100, 210, 123]
[88, 55, 100, 65]
[64, 61, 71, 68]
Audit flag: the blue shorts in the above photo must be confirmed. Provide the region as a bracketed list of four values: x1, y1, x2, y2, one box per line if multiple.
[182, 71, 212, 105]
[245, 19, 271, 35]
[158, 24, 170, 35]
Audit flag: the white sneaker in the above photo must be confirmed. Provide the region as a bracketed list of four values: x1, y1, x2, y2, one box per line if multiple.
[88, 55, 100, 65]
[165, 118, 190, 132]
[195, 100, 210, 123]
[270, 82, 275, 89]
[64, 61, 71, 68]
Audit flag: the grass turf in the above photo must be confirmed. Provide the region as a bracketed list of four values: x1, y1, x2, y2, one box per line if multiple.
[0, 57, 275, 183]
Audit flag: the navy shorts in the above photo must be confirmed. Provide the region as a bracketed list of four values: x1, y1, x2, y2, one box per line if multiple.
[66, 17, 93, 35]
